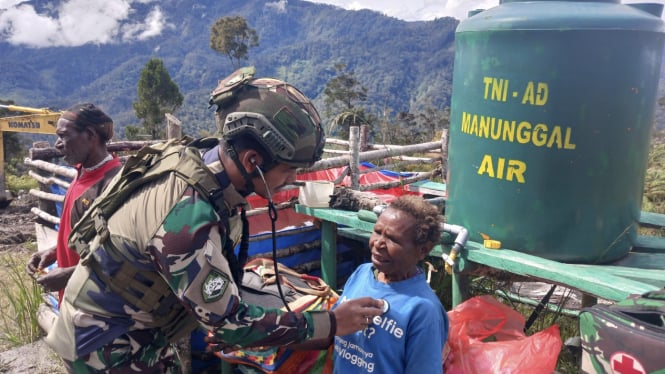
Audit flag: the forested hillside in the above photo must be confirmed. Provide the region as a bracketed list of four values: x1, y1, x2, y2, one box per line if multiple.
[0, 0, 458, 139]
[2, 0, 665, 142]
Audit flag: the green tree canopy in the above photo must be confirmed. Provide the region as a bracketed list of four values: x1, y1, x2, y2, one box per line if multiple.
[323, 63, 370, 138]
[323, 63, 368, 117]
[132, 59, 183, 140]
[210, 16, 259, 69]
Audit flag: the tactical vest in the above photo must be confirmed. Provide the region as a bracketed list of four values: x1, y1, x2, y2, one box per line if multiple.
[68, 137, 246, 342]
[71, 161, 122, 227]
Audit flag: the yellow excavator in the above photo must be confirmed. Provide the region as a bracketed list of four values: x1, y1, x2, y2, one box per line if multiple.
[0, 104, 60, 208]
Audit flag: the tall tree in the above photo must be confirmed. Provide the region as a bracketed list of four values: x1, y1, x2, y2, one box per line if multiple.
[210, 16, 259, 69]
[132, 59, 183, 140]
[323, 63, 369, 138]
[323, 63, 368, 116]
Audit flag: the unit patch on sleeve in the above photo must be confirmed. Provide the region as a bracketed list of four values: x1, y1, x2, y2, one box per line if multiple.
[202, 270, 229, 303]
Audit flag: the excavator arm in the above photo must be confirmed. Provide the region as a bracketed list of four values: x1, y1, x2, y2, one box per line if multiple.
[0, 105, 61, 208]
[0, 107, 61, 135]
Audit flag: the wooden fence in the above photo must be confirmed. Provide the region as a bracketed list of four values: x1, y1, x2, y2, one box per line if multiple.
[24, 128, 447, 230]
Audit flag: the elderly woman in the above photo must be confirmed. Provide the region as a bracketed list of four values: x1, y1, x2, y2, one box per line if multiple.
[333, 194, 449, 373]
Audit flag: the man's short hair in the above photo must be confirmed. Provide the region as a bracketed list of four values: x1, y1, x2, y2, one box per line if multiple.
[61, 103, 114, 142]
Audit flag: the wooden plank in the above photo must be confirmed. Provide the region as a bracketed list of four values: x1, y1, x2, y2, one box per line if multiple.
[405, 180, 447, 197]
[338, 227, 371, 242]
[294, 206, 375, 232]
[574, 263, 665, 287]
[459, 241, 662, 302]
[633, 235, 665, 253]
[639, 211, 665, 228]
[320, 220, 337, 287]
[34, 223, 57, 252]
[295, 205, 665, 303]
[609, 251, 665, 270]
[299, 206, 448, 255]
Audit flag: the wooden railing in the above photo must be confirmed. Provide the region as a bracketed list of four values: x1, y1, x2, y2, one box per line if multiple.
[24, 130, 447, 228]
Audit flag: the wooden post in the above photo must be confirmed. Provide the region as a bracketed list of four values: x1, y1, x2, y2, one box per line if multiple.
[321, 220, 338, 288]
[0, 131, 8, 206]
[166, 113, 182, 140]
[359, 124, 369, 152]
[349, 126, 360, 190]
[32, 141, 60, 226]
[440, 128, 448, 185]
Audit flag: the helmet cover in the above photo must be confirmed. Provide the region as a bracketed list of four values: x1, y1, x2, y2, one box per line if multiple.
[210, 67, 325, 167]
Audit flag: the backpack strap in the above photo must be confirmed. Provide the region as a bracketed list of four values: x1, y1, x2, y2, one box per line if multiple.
[70, 138, 229, 264]
[67, 138, 241, 341]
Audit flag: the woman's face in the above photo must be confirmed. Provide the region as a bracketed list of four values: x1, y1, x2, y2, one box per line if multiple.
[369, 206, 426, 282]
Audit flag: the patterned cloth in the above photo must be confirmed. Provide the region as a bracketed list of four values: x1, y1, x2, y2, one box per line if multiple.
[46, 147, 333, 372]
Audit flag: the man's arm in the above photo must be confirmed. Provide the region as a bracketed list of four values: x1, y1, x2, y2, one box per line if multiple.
[148, 188, 382, 350]
[34, 266, 77, 292]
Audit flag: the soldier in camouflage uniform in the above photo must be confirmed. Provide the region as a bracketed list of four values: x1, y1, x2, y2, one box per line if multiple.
[45, 67, 383, 373]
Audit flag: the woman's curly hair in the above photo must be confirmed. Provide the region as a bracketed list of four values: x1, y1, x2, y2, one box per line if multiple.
[388, 195, 443, 248]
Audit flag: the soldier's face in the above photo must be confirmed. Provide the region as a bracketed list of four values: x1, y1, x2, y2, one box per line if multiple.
[253, 163, 298, 199]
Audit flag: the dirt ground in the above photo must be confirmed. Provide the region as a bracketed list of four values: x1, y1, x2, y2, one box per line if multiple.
[0, 193, 66, 373]
[0, 193, 38, 253]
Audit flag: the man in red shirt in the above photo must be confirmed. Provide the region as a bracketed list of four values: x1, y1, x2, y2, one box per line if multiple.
[26, 103, 122, 305]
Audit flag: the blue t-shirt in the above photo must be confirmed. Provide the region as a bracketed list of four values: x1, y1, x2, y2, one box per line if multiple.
[333, 263, 449, 374]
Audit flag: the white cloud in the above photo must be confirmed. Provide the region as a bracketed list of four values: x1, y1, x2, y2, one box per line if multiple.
[0, 0, 167, 47]
[265, 0, 288, 13]
[122, 6, 168, 41]
[0, 0, 24, 10]
[3, 0, 664, 47]
[304, 0, 665, 21]
[304, 0, 501, 21]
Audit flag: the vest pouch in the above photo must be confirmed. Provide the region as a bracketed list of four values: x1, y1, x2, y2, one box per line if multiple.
[88, 258, 199, 343]
[580, 289, 665, 373]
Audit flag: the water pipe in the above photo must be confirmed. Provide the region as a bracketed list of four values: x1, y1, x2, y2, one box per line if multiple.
[442, 223, 468, 275]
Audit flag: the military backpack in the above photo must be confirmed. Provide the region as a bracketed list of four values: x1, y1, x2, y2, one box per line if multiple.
[580, 288, 665, 374]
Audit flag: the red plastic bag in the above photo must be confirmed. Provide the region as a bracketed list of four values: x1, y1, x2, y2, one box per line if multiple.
[444, 295, 562, 374]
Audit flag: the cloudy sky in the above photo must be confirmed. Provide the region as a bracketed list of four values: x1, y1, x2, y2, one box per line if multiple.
[1, 0, 662, 48]
[306, 0, 499, 21]
[0, 0, 170, 47]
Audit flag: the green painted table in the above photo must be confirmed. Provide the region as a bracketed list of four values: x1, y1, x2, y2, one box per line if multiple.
[294, 205, 665, 306]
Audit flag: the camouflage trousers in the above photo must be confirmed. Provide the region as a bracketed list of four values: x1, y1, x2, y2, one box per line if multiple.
[62, 328, 181, 373]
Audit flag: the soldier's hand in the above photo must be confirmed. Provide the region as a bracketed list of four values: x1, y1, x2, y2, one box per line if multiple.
[204, 333, 234, 353]
[332, 297, 384, 336]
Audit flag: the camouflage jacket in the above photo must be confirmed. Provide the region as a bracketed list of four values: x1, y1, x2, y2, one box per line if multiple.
[45, 146, 333, 361]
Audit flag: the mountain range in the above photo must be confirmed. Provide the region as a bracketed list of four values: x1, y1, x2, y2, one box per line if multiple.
[0, 0, 458, 139]
[1, 0, 665, 140]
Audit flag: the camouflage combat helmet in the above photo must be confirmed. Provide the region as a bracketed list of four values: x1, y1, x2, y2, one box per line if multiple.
[209, 66, 325, 168]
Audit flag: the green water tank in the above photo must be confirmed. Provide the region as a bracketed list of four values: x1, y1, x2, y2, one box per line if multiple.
[446, 0, 665, 263]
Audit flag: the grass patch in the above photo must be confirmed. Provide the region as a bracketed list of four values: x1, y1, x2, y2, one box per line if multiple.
[0, 252, 44, 349]
[4, 173, 38, 195]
